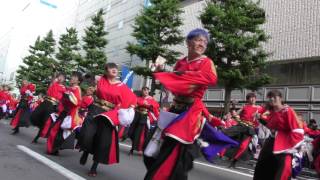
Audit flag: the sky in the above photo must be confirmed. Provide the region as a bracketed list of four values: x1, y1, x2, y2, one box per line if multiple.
[0, 0, 79, 82]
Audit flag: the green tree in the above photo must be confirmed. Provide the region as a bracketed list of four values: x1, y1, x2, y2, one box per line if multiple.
[56, 27, 82, 77]
[16, 30, 57, 93]
[79, 9, 108, 75]
[200, 0, 272, 113]
[16, 37, 42, 86]
[126, 0, 184, 93]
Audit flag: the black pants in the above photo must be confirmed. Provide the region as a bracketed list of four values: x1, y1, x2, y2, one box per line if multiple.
[144, 102, 197, 180]
[144, 137, 194, 180]
[254, 137, 292, 180]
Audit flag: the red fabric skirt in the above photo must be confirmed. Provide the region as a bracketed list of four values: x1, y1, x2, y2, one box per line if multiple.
[91, 116, 119, 165]
[144, 137, 194, 180]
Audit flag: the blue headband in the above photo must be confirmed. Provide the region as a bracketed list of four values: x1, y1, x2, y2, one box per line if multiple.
[186, 28, 209, 41]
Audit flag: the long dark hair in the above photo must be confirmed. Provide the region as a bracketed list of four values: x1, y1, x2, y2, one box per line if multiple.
[265, 89, 283, 111]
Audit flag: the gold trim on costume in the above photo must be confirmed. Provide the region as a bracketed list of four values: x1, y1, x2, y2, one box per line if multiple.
[136, 107, 148, 114]
[94, 99, 115, 111]
[45, 96, 59, 105]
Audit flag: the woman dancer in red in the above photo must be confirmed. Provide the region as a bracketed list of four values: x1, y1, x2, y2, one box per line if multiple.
[0, 85, 11, 119]
[129, 86, 159, 155]
[30, 73, 66, 143]
[253, 90, 304, 180]
[78, 63, 137, 177]
[10, 80, 36, 134]
[46, 72, 82, 155]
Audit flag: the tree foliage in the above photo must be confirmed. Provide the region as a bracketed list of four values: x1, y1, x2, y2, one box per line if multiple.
[79, 9, 108, 75]
[127, 0, 184, 77]
[200, 0, 272, 113]
[56, 27, 82, 77]
[16, 30, 57, 93]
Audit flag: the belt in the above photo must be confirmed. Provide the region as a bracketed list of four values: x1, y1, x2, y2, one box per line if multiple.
[45, 96, 59, 105]
[94, 99, 115, 111]
[21, 95, 29, 100]
[137, 107, 148, 114]
[234, 117, 255, 128]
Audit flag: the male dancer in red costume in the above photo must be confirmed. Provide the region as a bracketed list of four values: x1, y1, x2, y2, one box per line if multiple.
[144, 28, 218, 180]
[228, 92, 263, 168]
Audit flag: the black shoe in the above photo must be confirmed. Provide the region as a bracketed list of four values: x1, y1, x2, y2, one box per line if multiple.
[11, 128, 19, 135]
[228, 159, 237, 168]
[128, 149, 133, 156]
[49, 151, 59, 156]
[80, 152, 89, 165]
[31, 138, 38, 144]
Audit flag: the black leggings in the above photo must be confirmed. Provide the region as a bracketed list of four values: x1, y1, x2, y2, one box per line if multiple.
[254, 137, 292, 180]
[90, 161, 99, 173]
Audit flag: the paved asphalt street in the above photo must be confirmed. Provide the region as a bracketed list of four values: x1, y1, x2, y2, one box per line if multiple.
[0, 119, 316, 180]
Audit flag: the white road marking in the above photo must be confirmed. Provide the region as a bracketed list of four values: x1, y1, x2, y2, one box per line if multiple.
[296, 176, 318, 180]
[193, 161, 253, 178]
[119, 143, 253, 178]
[17, 145, 86, 180]
[236, 166, 255, 172]
[119, 143, 131, 148]
[0, 120, 9, 125]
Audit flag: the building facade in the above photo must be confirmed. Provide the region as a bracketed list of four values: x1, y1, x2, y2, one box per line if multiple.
[199, 0, 320, 121]
[75, 0, 320, 121]
[73, 0, 320, 121]
[75, 0, 145, 89]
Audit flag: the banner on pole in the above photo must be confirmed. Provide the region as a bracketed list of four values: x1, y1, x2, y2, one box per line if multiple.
[121, 65, 134, 88]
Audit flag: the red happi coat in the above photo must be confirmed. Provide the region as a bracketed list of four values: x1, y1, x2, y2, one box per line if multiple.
[202, 107, 224, 127]
[0, 91, 11, 108]
[8, 96, 18, 111]
[79, 95, 94, 119]
[10, 83, 36, 128]
[47, 81, 67, 112]
[154, 56, 217, 144]
[47, 81, 67, 100]
[39, 82, 67, 137]
[0, 91, 8, 105]
[20, 83, 36, 102]
[240, 104, 263, 127]
[80, 95, 94, 109]
[4, 91, 12, 106]
[137, 96, 160, 124]
[264, 106, 304, 154]
[62, 86, 82, 129]
[224, 118, 238, 129]
[303, 123, 320, 137]
[96, 76, 137, 126]
[31, 99, 44, 111]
